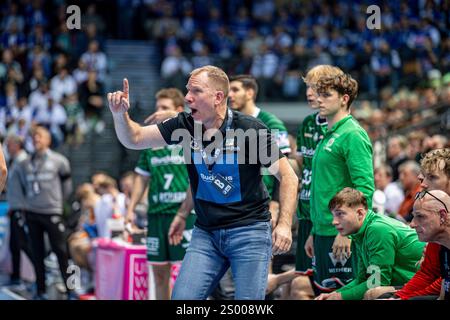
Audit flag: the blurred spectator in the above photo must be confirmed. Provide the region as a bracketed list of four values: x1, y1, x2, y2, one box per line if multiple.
[78, 70, 104, 123]
[9, 95, 33, 128]
[28, 80, 49, 115]
[91, 174, 127, 238]
[72, 59, 89, 85]
[0, 49, 24, 90]
[26, 23, 51, 52]
[307, 44, 332, 70]
[230, 7, 252, 41]
[80, 40, 108, 83]
[1, 3, 25, 33]
[33, 96, 67, 148]
[178, 6, 196, 41]
[423, 134, 448, 154]
[355, 42, 377, 98]
[1, 21, 26, 56]
[211, 26, 236, 63]
[54, 22, 73, 56]
[242, 27, 264, 57]
[371, 40, 401, 92]
[24, 0, 48, 29]
[67, 183, 100, 281]
[191, 45, 214, 69]
[26, 44, 51, 77]
[82, 4, 106, 35]
[150, 3, 180, 40]
[250, 43, 279, 101]
[62, 93, 86, 146]
[160, 46, 192, 91]
[406, 131, 427, 162]
[49, 67, 77, 104]
[25, 65, 47, 94]
[398, 160, 422, 222]
[387, 135, 409, 181]
[374, 165, 405, 217]
[265, 25, 292, 54]
[230, 46, 253, 75]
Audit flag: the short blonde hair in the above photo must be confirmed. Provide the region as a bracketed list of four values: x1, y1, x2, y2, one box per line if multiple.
[155, 88, 185, 109]
[190, 65, 230, 98]
[31, 126, 51, 145]
[303, 65, 344, 86]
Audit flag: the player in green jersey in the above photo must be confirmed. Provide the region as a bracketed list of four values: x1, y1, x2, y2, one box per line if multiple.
[228, 74, 291, 224]
[316, 188, 424, 300]
[126, 88, 194, 300]
[266, 65, 346, 299]
[308, 71, 374, 293]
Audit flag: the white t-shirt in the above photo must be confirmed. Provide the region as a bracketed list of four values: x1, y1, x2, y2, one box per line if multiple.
[94, 192, 127, 238]
[384, 182, 405, 214]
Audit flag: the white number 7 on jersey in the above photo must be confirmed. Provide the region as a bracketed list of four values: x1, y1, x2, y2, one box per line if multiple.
[163, 173, 174, 190]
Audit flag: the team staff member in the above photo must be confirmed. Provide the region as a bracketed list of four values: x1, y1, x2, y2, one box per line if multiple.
[17, 126, 75, 300]
[307, 72, 375, 292]
[316, 188, 424, 300]
[206, 74, 291, 299]
[366, 148, 449, 300]
[126, 88, 195, 300]
[410, 190, 450, 301]
[107, 65, 298, 300]
[5, 135, 31, 286]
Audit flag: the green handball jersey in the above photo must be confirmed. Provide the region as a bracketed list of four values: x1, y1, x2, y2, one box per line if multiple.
[310, 115, 374, 236]
[135, 145, 189, 215]
[255, 107, 291, 198]
[296, 112, 328, 220]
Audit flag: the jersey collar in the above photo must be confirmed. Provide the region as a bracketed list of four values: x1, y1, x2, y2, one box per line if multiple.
[329, 114, 353, 133]
[315, 112, 327, 126]
[252, 106, 261, 118]
[349, 209, 375, 242]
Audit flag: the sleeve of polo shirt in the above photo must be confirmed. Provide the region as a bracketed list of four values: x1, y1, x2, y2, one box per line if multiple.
[257, 125, 284, 168]
[338, 225, 397, 300]
[156, 113, 188, 145]
[343, 130, 375, 209]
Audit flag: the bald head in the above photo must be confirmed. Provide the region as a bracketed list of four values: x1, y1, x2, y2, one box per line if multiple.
[411, 190, 450, 243]
[416, 190, 450, 213]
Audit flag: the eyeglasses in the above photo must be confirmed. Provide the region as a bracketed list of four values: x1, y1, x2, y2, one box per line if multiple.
[415, 190, 448, 213]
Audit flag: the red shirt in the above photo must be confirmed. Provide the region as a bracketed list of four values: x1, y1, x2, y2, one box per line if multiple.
[398, 184, 422, 219]
[396, 242, 442, 300]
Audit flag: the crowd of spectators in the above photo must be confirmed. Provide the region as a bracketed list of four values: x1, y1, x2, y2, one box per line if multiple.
[132, 0, 450, 102]
[0, 1, 108, 153]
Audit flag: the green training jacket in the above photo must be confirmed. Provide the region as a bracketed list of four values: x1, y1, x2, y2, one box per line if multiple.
[337, 210, 425, 300]
[310, 115, 374, 236]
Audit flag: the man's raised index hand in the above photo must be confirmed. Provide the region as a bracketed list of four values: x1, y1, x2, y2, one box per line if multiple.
[123, 78, 129, 99]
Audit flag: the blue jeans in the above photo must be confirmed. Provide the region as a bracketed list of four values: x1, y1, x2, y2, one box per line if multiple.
[172, 221, 272, 300]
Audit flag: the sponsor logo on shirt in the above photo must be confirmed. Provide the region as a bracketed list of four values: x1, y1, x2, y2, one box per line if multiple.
[300, 146, 315, 157]
[200, 173, 233, 183]
[150, 155, 185, 166]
